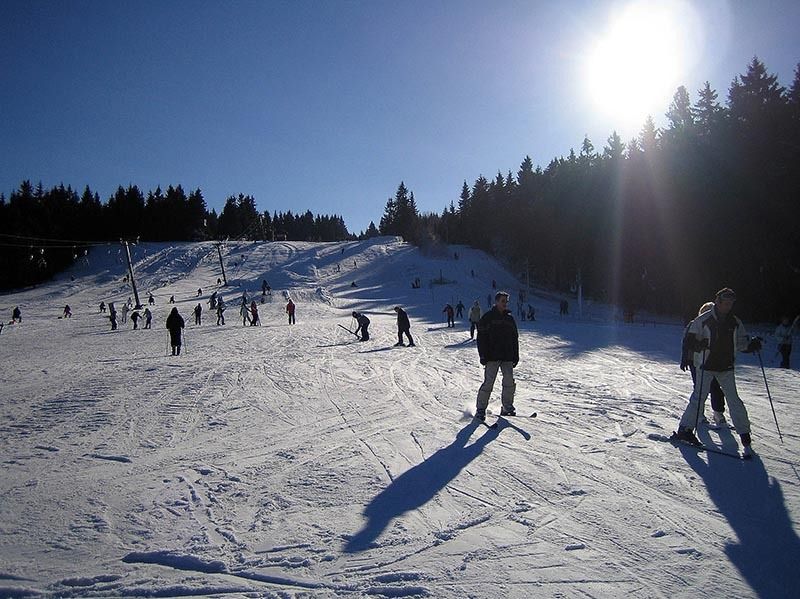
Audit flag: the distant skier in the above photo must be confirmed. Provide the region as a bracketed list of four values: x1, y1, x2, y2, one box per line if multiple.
[193, 303, 202, 325]
[143, 307, 153, 329]
[475, 291, 519, 421]
[286, 299, 296, 324]
[491, 279, 496, 290]
[673, 288, 759, 457]
[217, 277, 222, 286]
[527, 304, 536, 321]
[108, 303, 117, 330]
[443, 304, 455, 328]
[240, 298, 250, 326]
[130, 310, 141, 330]
[774, 315, 799, 369]
[169, 295, 175, 304]
[559, 300, 569, 316]
[250, 301, 260, 326]
[394, 306, 415, 346]
[12, 306, 21, 323]
[680, 301, 726, 426]
[148, 293, 155, 306]
[209, 291, 217, 310]
[468, 300, 481, 339]
[99, 301, 106, 313]
[353, 311, 370, 341]
[261, 280, 268, 296]
[120, 303, 129, 324]
[197, 287, 202, 297]
[63, 305, 72, 318]
[455, 300, 465, 319]
[216, 297, 226, 325]
[165, 307, 185, 356]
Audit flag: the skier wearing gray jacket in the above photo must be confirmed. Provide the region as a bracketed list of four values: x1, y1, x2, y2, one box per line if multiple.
[468, 301, 481, 339]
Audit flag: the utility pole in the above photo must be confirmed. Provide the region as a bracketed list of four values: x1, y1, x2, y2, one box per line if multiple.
[215, 242, 228, 286]
[121, 239, 142, 308]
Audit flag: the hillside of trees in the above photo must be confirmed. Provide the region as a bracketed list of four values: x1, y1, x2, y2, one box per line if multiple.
[0, 183, 353, 290]
[378, 57, 800, 322]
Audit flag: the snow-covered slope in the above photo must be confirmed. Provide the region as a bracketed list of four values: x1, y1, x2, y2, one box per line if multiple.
[0, 238, 798, 598]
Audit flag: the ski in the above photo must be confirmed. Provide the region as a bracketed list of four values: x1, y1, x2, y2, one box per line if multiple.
[495, 412, 537, 419]
[648, 432, 747, 460]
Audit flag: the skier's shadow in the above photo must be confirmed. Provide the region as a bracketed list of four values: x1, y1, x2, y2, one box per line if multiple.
[679, 427, 800, 597]
[344, 421, 500, 553]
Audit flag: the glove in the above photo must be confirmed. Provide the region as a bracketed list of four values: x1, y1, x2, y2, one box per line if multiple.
[746, 338, 762, 353]
[512, 362, 518, 368]
[679, 359, 689, 372]
[480, 358, 487, 366]
[694, 338, 709, 352]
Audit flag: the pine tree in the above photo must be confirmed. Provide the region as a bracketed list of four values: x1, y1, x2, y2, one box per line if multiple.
[603, 131, 625, 160]
[693, 81, 723, 137]
[666, 85, 693, 130]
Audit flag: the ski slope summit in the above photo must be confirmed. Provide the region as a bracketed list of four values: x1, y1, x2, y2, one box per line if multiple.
[0, 237, 798, 598]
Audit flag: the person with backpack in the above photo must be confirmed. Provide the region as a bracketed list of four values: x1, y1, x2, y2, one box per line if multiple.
[674, 288, 761, 457]
[165, 307, 185, 356]
[394, 306, 415, 346]
[475, 291, 519, 421]
[680, 301, 726, 426]
[353, 311, 370, 341]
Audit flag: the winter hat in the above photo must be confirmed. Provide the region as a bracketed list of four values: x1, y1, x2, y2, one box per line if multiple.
[715, 288, 736, 302]
[495, 291, 510, 301]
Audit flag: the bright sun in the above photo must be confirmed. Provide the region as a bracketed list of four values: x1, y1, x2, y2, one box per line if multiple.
[584, 0, 700, 133]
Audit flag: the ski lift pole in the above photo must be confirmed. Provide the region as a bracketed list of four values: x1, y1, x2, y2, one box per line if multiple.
[756, 349, 783, 443]
[121, 239, 142, 309]
[693, 349, 707, 431]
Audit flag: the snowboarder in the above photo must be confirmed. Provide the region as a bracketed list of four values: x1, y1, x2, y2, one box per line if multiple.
[353, 311, 370, 341]
[130, 310, 141, 330]
[148, 293, 155, 306]
[680, 302, 726, 426]
[240, 298, 251, 326]
[193, 303, 202, 325]
[455, 300, 465, 319]
[63, 305, 72, 318]
[216, 297, 226, 325]
[394, 306, 415, 346]
[286, 298, 296, 324]
[99, 301, 106, 313]
[250, 301, 260, 326]
[674, 288, 760, 457]
[468, 300, 481, 339]
[774, 315, 799, 369]
[475, 291, 519, 421]
[143, 307, 153, 329]
[108, 303, 117, 330]
[165, 307, 185, 356]
[11, 306, 21, 323]
[443, 304, 455, 328]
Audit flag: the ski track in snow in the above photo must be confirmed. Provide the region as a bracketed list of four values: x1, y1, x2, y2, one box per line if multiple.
[0, 237, 799, 598]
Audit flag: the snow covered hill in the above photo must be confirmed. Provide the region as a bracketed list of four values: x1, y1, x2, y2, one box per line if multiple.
[0, 238, 798, 598]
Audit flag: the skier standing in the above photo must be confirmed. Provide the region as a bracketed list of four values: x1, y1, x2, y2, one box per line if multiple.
[165, 307, 185, 356]
[475, 291, 519, 421]
[216, 297, 226, 325]
[443, 304, 455, 328]
[774, 315, 799, 369]
[99, 301, 106, 313]
[680, 302, 726, 426]
[63, 305, 72, 318]
[250, 301, 260, 326]
[353, 311, 370, 341]
[240, 298, 250, 326]
[674, 288, 761, 456]
[108, 303, 117, 330]
[148, 293, 155, 305]
[468, 300, 481, 339]
[193, 303, 202, 325]
[455, 301, 465, 319]
[394, 306, 415, 346]
[286, 299, 296, 324]
[143, 307, 153, 329]
[121, 303, 129, 324]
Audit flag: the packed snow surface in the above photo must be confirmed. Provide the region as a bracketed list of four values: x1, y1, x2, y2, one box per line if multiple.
[0, 238, 798, 598]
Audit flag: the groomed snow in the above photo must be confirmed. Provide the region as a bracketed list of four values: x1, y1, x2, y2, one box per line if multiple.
[0, 237, 798, 598]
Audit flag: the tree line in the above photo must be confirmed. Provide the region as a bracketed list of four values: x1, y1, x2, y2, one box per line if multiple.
[378, 57, 800, 322]
[0, 182, 354, 289]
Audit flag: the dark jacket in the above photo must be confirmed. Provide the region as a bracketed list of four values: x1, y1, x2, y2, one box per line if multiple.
[477, 307, 519, 364]
[396, 308, 410, 331]
[165, 310, 185, 344]
[686, 308, 749, 372]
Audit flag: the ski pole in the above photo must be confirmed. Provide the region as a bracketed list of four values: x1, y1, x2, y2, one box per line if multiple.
[693, 348, 707, 431]
[182, 329, 188, 356]
[756, 349, 783, 443]
[165, 331, 170, 356]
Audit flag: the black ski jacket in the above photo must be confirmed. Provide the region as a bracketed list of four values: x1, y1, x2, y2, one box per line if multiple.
[476, 307, 519, 365]
[166, 311, 185, 344]
[396, 308, 410, 331]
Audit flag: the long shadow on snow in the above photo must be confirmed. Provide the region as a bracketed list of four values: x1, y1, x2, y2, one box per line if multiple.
[344, 420, 500, 553]
[679, 426, 800, 598]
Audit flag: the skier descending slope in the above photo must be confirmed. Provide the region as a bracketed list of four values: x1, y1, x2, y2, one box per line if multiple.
[475, 291, 519, 421]
[673, 288, 761, 457]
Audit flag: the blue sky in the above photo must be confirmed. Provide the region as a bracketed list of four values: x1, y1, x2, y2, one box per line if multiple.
[2, 0, 799, 234]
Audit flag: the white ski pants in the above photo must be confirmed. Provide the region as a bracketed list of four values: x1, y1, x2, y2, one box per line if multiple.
[679, 368, 751, 434]
[476, 361, 516, 412]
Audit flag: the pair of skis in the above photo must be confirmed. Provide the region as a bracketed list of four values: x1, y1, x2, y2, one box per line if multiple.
[649, 432, 751, 461]
[478, 411, 537, 429]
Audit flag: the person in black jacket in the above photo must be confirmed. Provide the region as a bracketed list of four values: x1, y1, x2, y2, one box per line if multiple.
[394, 306, 415, 346]
[475, 291, 519, 420]
[352, 311, 370, 341]
[166, 307, 185, 356]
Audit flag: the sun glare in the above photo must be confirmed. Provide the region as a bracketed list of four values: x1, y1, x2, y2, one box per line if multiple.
[584, 0, 702, 134]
